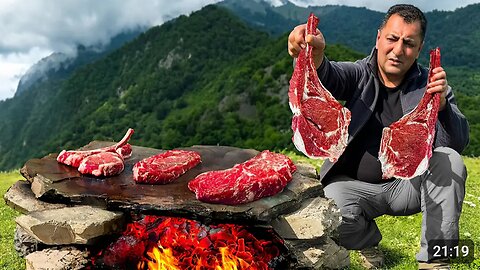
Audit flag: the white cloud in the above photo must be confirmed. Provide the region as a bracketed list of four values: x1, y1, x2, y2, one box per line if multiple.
[0, 0, 224, 101]
[0, 0, 478, 101]
[0, 47, 52, 101]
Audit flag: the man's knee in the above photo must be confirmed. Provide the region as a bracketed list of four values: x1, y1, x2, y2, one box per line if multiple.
[429, 147, 467, 184]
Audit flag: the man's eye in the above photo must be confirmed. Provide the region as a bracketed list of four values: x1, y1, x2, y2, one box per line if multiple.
[387, 37, 396, 41]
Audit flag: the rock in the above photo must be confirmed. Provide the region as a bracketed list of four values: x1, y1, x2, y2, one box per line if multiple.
[295, 162, 318, 179]
[4, 180, 66, 214]
[16, 205, 124, 245]
[25, 246, 88, 270]
[271, 197, 341, 240]
[285, 237, 350, 269]
[14, 225, 46, 257]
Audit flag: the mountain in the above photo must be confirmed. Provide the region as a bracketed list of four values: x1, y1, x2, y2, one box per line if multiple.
[219, 0, 480, 69]
[15, 30, 144, 97]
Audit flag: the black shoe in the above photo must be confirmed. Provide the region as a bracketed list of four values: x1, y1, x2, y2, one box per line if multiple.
[358, 246, 384, 269]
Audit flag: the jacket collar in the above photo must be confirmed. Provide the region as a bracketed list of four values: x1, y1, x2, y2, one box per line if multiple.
[367, 47, 423, 87]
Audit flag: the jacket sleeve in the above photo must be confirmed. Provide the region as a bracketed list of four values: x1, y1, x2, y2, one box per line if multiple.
[316, 56, 365, 102]
[434, 86, 470, 153]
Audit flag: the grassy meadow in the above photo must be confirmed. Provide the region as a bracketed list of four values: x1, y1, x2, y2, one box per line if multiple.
[1, 156, 479, 269]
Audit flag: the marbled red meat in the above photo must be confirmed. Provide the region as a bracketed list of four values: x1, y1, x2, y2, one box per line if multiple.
[188, 150, 296, 205]
[289, 13, 351, 162]
[133, 150, 201, 184]
[379, 48, 442, 179]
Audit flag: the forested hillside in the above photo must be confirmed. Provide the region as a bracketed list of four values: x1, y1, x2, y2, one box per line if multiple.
[0, 3, 479, 171]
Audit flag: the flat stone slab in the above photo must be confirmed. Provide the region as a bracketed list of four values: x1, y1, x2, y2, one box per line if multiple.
[25, 246, 88, 270]
[4, 180, 66, 214]
[15, 205, 124, 245]
[271, 197, 341, 240]
[285, 237, 350, 269]
[21, 143, 323, 223]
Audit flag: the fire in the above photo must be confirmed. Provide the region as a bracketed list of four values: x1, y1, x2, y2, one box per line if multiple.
[147, 245, 180, 270]
[217, 246, 250, 270]
[92, 216, 283, 270]
[146, 245, 251, 270]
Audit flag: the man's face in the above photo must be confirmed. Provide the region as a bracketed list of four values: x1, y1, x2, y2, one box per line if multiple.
[376, 14, 423, 87]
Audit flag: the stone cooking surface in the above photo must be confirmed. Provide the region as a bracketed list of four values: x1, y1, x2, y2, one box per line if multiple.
[21, 142, 322, 223]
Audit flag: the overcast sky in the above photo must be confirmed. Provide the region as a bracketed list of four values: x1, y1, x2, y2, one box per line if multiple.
[1, 0, 479, 101]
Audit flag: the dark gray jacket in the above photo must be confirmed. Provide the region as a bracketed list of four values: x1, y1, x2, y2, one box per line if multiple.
[317, 48, 470, 181]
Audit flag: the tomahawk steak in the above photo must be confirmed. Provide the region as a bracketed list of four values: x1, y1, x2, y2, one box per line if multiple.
[188, 150, 296, 205]
[57, 128, 134, 167]
[133, 150, 202, 184]
[78, 152, 125, 177]
[289, 13, 351, 162]
[379, 48, 441, 180]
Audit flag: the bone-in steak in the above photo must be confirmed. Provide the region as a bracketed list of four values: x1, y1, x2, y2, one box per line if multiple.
[289, 13, 351, 162]
[78, 152, 125, 177]
[379, 48, 441, 180]
[133, 150, 201, 184]
[188, 150, 296, 205]
[57, 128, 134, 167]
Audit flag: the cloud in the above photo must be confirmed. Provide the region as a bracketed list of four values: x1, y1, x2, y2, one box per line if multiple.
[0, 0, 224, 54]
[0, 47, 53, 101]
[0, 0, 223, 101]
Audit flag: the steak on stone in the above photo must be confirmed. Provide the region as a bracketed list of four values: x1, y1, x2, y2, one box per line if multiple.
[289, 13, 351, 162]
[188, 150, 296, 205]
[78, 152, 125, 177]
[133, 150, 202, 184]
[378, 48, 441, 180]
[57, 128, 134, 167]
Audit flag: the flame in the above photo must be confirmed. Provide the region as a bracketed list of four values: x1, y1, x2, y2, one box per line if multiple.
[216, 246, 251, 270]
[147, 245, 180, 270]
[147, 245, 251, 270]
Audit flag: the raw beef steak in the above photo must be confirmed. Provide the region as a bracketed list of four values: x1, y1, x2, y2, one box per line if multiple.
[133, 150, 202, 184]
[78, 152, 125, 177]
[289, 13, 351, 162]
[57, 128, 134, 167]
[188, 150, 296, 205]
[379, 48, 441, 180]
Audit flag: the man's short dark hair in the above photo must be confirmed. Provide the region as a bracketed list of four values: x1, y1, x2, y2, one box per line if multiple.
[380, 4, 427, 41]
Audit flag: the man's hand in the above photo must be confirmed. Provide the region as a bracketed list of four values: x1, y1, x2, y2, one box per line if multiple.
[288, 24, 326, 69]
[427, 67, 448, 111]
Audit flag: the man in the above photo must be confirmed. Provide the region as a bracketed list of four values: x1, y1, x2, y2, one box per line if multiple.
[288, 4, 469, 269]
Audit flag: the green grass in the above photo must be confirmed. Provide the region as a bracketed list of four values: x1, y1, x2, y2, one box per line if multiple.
[0, 171, 25, 269]
[1, 158, 479, 269]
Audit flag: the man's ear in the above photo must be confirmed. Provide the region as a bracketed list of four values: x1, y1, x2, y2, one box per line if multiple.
[375, 29, 381, 49]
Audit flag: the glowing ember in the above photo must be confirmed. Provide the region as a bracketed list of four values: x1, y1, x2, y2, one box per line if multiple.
[91, 216, 284, 270]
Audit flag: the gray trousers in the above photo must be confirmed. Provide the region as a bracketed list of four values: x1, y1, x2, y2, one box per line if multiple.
[323, 147, 467, 262]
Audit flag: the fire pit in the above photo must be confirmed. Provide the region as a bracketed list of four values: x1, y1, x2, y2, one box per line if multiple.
[4, 143, 350, 269]
[90, 215, 288, 269]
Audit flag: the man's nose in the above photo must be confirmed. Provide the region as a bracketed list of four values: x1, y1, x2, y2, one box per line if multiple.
[392, 41, 404, 57]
